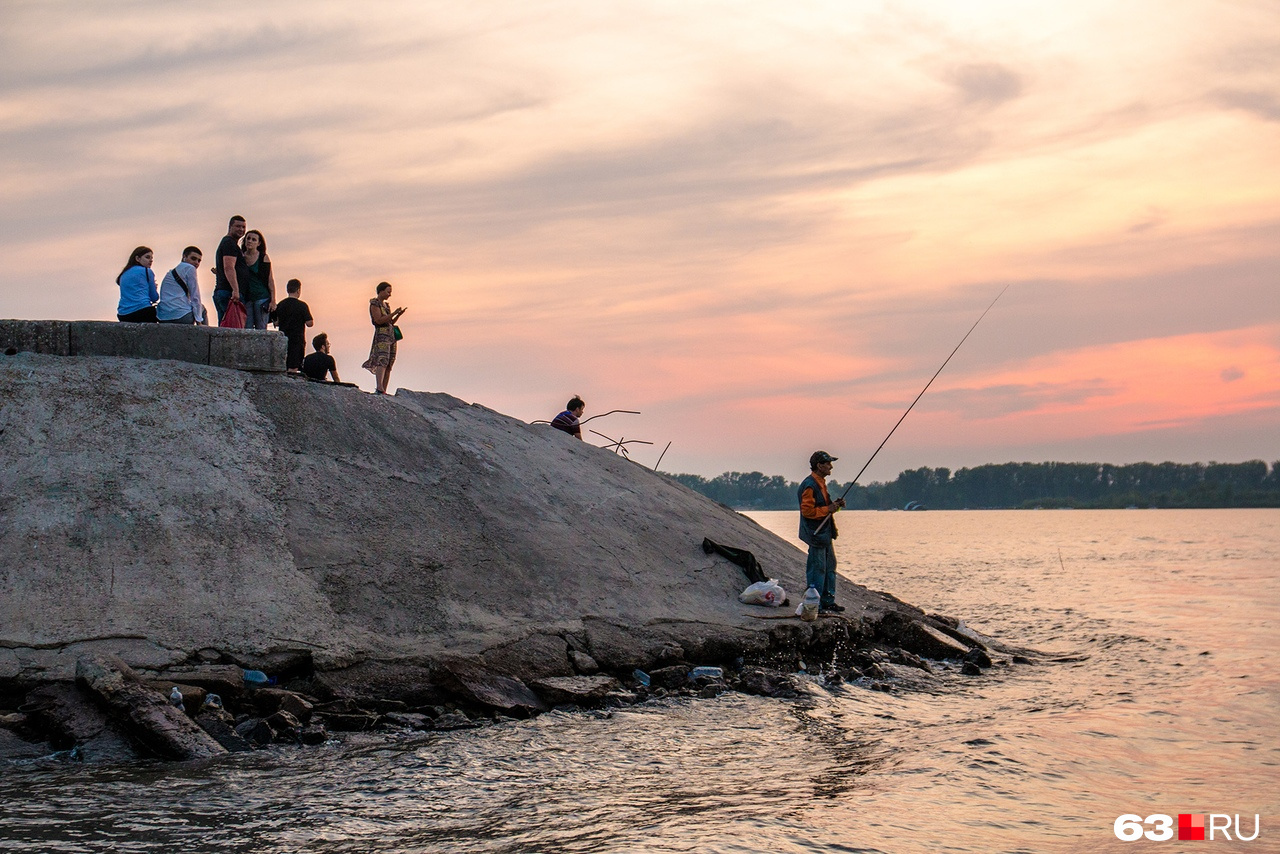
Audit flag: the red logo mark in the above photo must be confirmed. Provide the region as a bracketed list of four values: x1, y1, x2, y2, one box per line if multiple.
[1179, 814, 1206, 841]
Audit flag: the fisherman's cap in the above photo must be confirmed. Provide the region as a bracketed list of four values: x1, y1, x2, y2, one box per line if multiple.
[810, 450, 838, 468]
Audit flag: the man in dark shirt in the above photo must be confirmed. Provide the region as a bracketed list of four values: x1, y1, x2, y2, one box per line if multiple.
[213, 215, 248, 324]
[551, 396, 585, 439]
[302, 333, 341, 383]
[272, 278, 314, 373]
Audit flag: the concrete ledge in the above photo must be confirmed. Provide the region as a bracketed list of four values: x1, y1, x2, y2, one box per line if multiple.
[70, 322, 211, 365]
[0, 319, 71, 356]
[0, 319, 285, 372]
[207, 326, 286, 372]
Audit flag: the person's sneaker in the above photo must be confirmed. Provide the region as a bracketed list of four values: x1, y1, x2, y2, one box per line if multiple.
[820, 603, 846, 613]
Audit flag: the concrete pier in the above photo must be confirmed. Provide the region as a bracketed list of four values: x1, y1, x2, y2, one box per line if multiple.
[0, 319, 286, 372]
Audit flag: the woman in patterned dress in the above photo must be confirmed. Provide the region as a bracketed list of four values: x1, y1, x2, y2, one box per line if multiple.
[362, 281, 406, 394]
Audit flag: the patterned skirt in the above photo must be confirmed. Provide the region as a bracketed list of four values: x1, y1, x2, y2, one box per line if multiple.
[362, 324, 397, 372]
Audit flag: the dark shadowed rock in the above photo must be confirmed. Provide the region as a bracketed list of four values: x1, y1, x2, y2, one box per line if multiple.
[962, 661, 983, 676]
[529, 675, 620, 706]
[235, 717, 276, 747]
[383, 712, 434, 730]
[23, 683, 138, 763]
[157, 665, 245, 701]
[195, 710, 252, 753]
[648, 665, 692, 690]
[889, 648, 932, 673]
[433, 712, 478, 731]
[877, 613, 970, 660]
[483, 634, 573, 680]
[264, 711, 301, 742]
[437, 661, 547, 716]
[568, 650, 599, 674]
[604, 690, 638, 708]
[734, 668, 801, 699]
[249, 688, 315, 723]
[583, 620, 690, 672]
[0, 727, 49, 760]
[300, 723, 328, 744]
[964, 647, 994, 669]
[317, 711, 379, 731]
[76, 655, 225, 761]
[230, 649, 313, 683]
[312, 662, 443, 707]
[148, 682, 207, 715]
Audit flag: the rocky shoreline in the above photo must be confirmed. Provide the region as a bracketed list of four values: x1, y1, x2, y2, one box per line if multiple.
[1, 607, 1021, 764]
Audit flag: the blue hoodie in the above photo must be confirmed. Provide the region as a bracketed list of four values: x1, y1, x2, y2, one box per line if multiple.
[117, 265, 158, 316]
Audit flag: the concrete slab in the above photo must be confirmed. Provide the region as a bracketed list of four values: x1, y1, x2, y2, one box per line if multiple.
[207, 326, 286, 372]
[0, 319, 71, 356]
[69, 321, 210, 366]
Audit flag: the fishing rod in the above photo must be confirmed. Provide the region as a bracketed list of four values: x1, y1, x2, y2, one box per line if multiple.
[814, 285, 1008, 534]
[530, 409, 640, 426]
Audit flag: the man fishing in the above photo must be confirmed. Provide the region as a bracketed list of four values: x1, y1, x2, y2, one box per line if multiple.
[798, 451, 846, 614]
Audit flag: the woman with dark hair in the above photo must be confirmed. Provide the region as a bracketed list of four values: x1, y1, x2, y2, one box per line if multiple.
[362, 281, 406, 394]
[116, 246, 159, 323]
[239, 229, 276, 330]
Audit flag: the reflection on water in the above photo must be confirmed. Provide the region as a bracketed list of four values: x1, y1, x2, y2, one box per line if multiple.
[2, 510, 1277, 853]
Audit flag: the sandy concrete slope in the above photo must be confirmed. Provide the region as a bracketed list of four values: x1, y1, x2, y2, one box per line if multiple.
[2, 353, 855, 678]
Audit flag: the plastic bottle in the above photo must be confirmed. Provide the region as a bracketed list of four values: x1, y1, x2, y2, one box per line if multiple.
[632, 669, 651, 687]
[169, 686, 185, 711]
[243, 669, 270, 688]
[800, 587, 820, 622]
[689, 666, 723, 680]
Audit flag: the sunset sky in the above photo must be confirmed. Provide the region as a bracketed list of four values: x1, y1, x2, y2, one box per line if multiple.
[2, 1, 1277, 480]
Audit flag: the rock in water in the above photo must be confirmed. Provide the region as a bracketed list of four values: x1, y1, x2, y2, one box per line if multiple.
[195, 710, 252, 753]
[75, 655, 226, 761]
[529, 675, 620, 706]
[23, 683, 138, 763]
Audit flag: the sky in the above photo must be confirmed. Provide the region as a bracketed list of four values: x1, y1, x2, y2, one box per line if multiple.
[2, 0, 1277, 480]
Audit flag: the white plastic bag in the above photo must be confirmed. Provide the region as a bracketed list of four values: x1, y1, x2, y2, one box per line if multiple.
[739, 579, 787, 607]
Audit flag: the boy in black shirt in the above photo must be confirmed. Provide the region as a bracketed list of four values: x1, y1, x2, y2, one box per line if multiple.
[272, 278, 313, 373]
[302, 332, 341, 383]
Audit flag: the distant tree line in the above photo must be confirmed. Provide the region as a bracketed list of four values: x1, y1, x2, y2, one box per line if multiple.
[668, 460, 1280, 510]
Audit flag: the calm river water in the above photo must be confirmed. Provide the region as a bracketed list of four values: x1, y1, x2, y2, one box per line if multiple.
[2, 509, 1277, 853]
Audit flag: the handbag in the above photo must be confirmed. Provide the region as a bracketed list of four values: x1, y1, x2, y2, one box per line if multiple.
[393, 324, 403, 341]
[222, 298, 247, 329]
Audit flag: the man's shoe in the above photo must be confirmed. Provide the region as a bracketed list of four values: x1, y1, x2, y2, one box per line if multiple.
[820, 603, 846, 613]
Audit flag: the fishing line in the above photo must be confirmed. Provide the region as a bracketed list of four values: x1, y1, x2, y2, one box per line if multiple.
[815, 285, 1009, 533]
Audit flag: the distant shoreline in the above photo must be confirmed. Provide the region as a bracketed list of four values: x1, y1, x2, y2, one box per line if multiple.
[670, 460, 1280, 511]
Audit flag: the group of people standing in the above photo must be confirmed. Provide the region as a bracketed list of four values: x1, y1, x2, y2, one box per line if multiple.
[113, 215, 408, 389]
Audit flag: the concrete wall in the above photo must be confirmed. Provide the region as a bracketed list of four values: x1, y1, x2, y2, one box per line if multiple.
[0, 319, 285, 372]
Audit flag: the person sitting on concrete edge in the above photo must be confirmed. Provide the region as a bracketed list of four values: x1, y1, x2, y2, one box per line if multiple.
[551, 396, 585, 439]
[115, 246, 158, 323]
[798, 450, 846, 614]
[273, 278, 314, 373]
[301, 332, 341, 383]
[157, 246, 206, 325]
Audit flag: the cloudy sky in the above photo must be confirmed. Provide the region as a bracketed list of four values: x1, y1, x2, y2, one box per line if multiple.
[2, 0, 1277, 480]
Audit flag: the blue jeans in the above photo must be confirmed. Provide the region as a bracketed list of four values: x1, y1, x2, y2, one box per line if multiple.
[805, 540, 837, 607]
[212, 290, 231, 324]
[244, 298, 270, 330]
